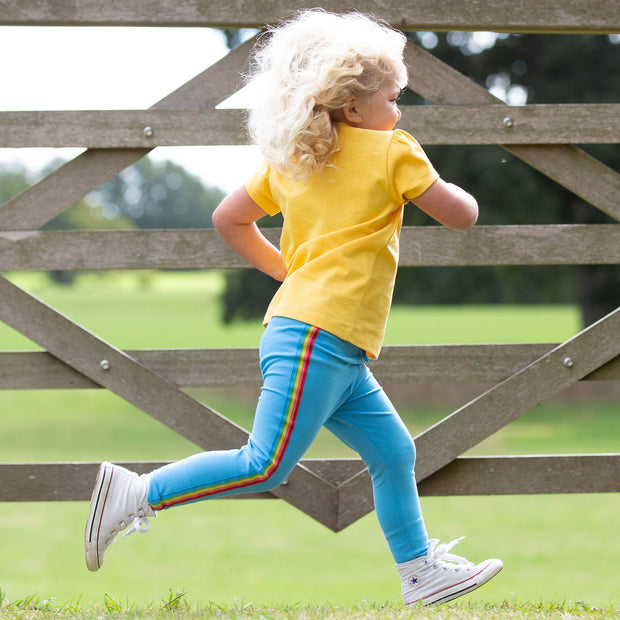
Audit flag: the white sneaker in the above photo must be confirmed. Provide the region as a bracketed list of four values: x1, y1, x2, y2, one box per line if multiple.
[84, 462, 155, 571]
[398, 537, 503, 606]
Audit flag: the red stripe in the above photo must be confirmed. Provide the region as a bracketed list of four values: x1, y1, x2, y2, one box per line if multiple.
[422, 561, 492, 601]
[157, 326, 320, 508]
[269, 326, 319, 473]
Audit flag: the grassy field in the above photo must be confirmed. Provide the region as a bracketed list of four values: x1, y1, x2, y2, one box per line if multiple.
[0, 597, 616, 620]
[1, 597, 616, 620]
[0, 271, 618, 613]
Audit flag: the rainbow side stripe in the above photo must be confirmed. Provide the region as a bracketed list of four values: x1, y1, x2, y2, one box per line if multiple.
[152, 325, 320, 509]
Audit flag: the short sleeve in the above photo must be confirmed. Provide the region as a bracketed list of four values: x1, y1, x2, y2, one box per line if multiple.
[388, 130, 439, 202]
[244, 161, 281, 216]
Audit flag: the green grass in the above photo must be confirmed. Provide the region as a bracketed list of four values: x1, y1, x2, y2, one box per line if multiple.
[0, 271, 618, 611]
[0, 595, 616, 620]
[1, 595, 616, 620]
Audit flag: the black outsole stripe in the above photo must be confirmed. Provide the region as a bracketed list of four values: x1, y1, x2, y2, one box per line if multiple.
[87, 465, 110, 543]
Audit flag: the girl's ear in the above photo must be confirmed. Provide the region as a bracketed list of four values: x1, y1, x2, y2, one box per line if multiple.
[340, 96, 363, 125]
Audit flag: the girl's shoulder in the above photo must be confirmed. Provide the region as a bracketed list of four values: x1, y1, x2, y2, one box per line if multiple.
[390, 128, 422, 150]
[388, 129, 429, 162]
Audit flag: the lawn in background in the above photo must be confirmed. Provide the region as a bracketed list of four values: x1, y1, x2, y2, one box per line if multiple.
[0, 271, 617, 608]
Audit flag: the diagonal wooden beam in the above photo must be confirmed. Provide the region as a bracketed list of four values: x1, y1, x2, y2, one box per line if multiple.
[404, 43, 620, 223]
[413, 307, 620, 481]
[0, 273, 342, 529]
[0, 36, 256, 231]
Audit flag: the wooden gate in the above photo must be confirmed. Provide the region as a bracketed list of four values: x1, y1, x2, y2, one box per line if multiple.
[0, 1, 618, 532]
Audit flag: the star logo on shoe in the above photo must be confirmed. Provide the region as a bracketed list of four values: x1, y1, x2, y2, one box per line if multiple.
[409, 575, 420, 585]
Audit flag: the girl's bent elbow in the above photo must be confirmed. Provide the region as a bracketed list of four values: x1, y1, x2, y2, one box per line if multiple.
[211, 204, 227, 232]
[451, 197, 478, 231]
[457, 205, 478, 231]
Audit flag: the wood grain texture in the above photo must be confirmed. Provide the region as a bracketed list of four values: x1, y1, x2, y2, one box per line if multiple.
[3, 105, 620, 147]
[1, 346, 618, 390]
[1, 0, 618, 32]
[1, 225, 618, 270]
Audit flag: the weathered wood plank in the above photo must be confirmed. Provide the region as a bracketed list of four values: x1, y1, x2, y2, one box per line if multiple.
[1, 225, 618, 270]
[0, 462, 274, 502]
[417, 454, 620, 495]
[0, 37, 255, 231]
[414, 308, 620, 482]
[0, 109, 247, 148]
[0, 0, 618, 32]
[0, 349, 258, 389]
[0, 460, 363, 502]
[402, 104, 620, 145]
[3, 105, 620, 147]
[1, 346, 618, 390]
[371, 345, 620, 385]
[0, 274, 343, 530]
[398, 225, 620, 267]
[2, 455, 617, 502]
[405, 44, 620, 223]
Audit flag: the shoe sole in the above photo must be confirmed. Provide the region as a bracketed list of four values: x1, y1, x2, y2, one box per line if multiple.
[409, 559, 503, 606]
[84, 462, 114, 572]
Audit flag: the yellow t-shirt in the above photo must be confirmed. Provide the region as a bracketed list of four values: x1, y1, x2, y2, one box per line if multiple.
[245, 124, 438, 358]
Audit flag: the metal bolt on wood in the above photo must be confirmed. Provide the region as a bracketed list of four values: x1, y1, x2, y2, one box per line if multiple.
[503, 116, 514, 128]
[143, 126, 154, 138]
[99, 359, 110, 371]
[563, 356, 574, 368]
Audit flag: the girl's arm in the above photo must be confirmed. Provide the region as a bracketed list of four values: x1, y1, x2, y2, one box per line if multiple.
[411, 178, 478, 231]
[212, 186, 287, 282]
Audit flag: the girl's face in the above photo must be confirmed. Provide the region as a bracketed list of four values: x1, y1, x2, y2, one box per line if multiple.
[356, 79, 402, 131]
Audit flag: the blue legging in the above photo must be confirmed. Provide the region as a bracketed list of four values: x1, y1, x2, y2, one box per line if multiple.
[148, 317, 428, 563]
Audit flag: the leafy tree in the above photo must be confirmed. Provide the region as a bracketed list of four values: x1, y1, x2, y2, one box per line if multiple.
[0, 164, 31, 205]
[94, 157, 225, 230]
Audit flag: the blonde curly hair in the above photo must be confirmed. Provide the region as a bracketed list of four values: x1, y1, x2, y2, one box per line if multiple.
[245, 10, 408, 178]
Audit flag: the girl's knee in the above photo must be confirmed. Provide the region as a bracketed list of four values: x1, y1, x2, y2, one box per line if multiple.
[369, 434, 416, 474]
[390, 435, 416, 468]
[257, 465, 291, 491]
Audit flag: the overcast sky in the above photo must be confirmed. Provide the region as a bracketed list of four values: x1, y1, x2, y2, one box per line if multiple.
[0, 26, 262, 192]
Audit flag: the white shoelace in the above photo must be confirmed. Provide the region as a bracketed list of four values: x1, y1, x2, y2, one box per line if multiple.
[121, 515, 152, 539]
[427, 537, 473, 567]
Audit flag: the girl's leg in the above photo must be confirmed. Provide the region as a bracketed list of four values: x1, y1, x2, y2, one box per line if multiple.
[88, 317, 363, 570]
[324, 365, 429, 564]
[325, 368, 505, 607]
[147, 317, 365, 509]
